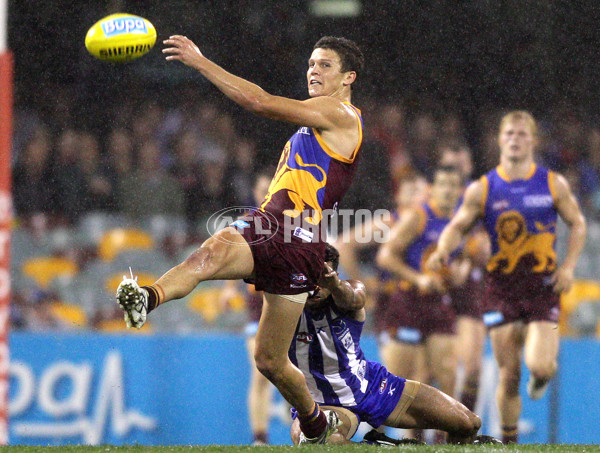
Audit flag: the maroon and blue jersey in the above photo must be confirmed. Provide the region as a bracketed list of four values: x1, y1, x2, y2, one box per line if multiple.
[259, 102, 363, 250]
[481, 164, 558, 280]
[404, 202, 454, 276]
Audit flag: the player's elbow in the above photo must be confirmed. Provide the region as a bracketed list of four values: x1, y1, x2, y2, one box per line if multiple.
[352, 285, 367, 310]
[244, 91, 275, 116]
[576, 212, 587, 233]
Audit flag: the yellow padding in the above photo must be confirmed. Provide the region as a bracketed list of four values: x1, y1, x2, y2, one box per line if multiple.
[560, 280, 600, 335]
[22, 256, 78, 288]
[49, 302, 87, 327]
[189, 288, 246, 323]
[96, 318, 153, 333]
[98, 228, 154, 261]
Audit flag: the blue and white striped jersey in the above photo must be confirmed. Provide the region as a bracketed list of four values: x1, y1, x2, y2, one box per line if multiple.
[289, 303, 369, 406]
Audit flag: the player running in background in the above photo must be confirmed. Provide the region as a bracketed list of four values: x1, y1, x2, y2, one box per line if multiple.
[217, 172, 273, 445]
[289, 244, 498, 445]
[376, 165, 466, 442]
[335, 175, 430, 392]
[427, 111, 586, 443]
[438, 142, 490, 411]
[116, 35, 365, 443]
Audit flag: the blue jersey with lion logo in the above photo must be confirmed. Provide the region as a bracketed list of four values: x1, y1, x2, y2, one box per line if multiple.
[481, 164, 558, 279]
[259, 102, 363, 245]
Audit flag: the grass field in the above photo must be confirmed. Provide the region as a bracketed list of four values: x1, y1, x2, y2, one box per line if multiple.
[0, 445, 599, 453]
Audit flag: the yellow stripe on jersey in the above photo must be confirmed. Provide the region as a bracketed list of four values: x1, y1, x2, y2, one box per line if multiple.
[497, 163, 537, 182]
[548, 170, 558, 205]
[261, 149, 328, 225]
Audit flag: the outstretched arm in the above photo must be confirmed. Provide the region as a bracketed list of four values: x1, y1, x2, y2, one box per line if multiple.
[162, 35, 355, 131]
[317, 263, 366, 319]
[426, 180, 484, 272]
[551, 172, 587, 293]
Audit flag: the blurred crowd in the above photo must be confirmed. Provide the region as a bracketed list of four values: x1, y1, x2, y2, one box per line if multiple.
[9, 91, 600, 333]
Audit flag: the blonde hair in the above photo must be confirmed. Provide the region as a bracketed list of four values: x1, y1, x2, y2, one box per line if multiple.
[498, 110, 538, 140]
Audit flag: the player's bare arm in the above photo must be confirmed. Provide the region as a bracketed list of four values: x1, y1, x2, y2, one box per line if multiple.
[427, 180, 484, 272]
[307, 262, 366, 320]
[163, 35, 359, 158]
[317, 262, 366, 317]
[377, 209, 443, 294]
[550, 172, 587, 293]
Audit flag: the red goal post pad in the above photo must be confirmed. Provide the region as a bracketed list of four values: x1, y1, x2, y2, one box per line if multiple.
[0, 50, 13, 446]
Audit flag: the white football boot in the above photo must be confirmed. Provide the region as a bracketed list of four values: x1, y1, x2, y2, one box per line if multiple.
[115, 268, 149, 329]
[298, 410, 342, 445]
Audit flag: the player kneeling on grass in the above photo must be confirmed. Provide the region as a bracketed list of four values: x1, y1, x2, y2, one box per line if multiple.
[289, 245, 499, 445]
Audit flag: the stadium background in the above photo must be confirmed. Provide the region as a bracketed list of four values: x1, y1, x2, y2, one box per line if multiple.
[4, 0, 600, 446]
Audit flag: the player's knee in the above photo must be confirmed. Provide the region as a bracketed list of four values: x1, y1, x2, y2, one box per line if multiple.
[254, 351, 284, 383]
[453, 409, 481, 436]
[183, 242, 223, 278]
[529, 362, 557, 382]
[469, 411, 482, 432]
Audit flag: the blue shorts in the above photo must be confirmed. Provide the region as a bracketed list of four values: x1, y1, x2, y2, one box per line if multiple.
[292, 361, 405, 428]
[354, 361, 406, 427]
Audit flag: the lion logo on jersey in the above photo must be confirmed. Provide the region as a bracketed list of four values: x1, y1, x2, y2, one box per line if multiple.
[261, 141, 327, 225]
[487, 210, 556, 274]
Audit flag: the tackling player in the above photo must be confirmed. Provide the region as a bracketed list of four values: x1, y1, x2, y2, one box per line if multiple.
[289, 244, 498, 445]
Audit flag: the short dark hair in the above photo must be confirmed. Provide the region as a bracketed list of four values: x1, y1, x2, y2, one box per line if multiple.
[314, 36, 364, 77]
[431, 165, 463, 184]
[325, 243, 340, 272]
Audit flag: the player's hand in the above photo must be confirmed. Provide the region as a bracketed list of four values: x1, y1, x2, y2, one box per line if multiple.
[425, 250, 449, 273]
[163, 35, 205, 69]
[551, 265, 575, 293]
[447, 258, 472, 287]
[414, 274, 445, 294]
[318, 262, 340, 290]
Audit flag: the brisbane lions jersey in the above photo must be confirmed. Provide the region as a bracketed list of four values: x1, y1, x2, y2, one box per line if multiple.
[481, 164, 558, 283]
[259, 102, 363, 250]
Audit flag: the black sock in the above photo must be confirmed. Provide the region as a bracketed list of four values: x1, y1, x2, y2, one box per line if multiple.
[253, 431, 268, 444]
[502, 425, 518, 444]
[142, 285, 159, 312]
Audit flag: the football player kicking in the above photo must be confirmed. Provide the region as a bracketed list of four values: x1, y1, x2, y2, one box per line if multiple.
[288, 245, 500, 445]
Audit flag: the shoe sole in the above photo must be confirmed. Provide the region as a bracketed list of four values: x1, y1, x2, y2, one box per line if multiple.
[116, 281, 146, 328]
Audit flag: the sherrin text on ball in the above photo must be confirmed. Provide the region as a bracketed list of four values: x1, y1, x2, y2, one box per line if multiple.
[85, 13, 157, 63]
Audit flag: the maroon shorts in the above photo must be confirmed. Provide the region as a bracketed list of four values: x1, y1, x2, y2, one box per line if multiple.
[236, 213, 324, 295]
[371, 278, 398, 334]
[482, 273, 560, 329]
[450, 269, 485, 320]
[384, 288, 456, 344]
